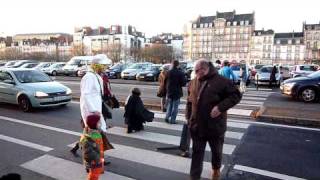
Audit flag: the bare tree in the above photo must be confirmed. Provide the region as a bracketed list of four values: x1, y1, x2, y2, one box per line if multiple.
[140, 44, 173, 63]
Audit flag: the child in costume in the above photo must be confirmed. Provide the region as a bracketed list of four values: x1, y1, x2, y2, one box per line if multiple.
[80, 113, 104, 180]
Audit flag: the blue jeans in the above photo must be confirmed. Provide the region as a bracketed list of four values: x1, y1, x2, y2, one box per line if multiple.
[165, 98, 180, 123]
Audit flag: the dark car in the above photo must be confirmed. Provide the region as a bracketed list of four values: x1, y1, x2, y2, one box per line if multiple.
[10, 60, 38, 68]
[106, 63, 128, 79]
[280, 71, 320, 102]
[136, 65, 161, 81]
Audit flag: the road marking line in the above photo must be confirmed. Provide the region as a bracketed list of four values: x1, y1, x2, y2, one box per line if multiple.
[239, 100, 264, 105]
[0, 115, 82, 136]
[234, 165, 306, 180]
[107, 127, 236, 155]
[146, 121, 244, 140]
[237, 103, 261, 107]
[229, 119, 320, 132]
[21, 154, 134, 180]
[0, 134, 53, 152]
[241, 96, 267, 101]
[67, 143, 220, 179]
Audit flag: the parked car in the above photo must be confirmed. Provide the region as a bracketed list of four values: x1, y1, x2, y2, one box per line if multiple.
[42, 63, 66, 76]
[279, 66, 291, 80]
[250, 64, 265, 77]
[290, 64, 319, 78]
[254, 65, 282, 86]
[105, 63, 129, 79]
[121, 62, 153, 80]
[10, 60, 38, 68]
[280, 71, 320, 102]
[63, 54, 112, 76]
[0, 68, 72, 112]
[230, 62, 251, 85]
[4, 60, 18, 67]
[33, 62, 53, 71]
[19, 63, 39, 69]
[136, 64, 161, 81]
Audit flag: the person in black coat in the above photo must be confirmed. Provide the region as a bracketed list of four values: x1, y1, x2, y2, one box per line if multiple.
[124, 88, 154, 133]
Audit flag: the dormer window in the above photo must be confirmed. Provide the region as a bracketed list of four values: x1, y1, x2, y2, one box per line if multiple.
[227, 22, 231, 26]
[200, 24, 204, 28]
[204, 23, 208, 28]
[193, 24, 197, 28]
[245, 20, 249, 25]
[240, 21, 244, 26]
[233, 21, 237, 26]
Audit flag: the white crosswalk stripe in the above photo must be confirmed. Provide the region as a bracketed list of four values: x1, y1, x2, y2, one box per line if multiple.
[1, 89, 272, 179]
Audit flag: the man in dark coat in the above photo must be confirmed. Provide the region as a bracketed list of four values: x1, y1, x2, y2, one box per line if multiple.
[186, 59, 242, 180]
[165, 60, 186, 124]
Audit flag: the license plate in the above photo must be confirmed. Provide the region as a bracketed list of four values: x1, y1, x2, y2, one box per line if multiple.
[54, 96, 65, 101]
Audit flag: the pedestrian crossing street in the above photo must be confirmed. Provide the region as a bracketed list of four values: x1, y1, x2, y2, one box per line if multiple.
[0, 88, 274, 180]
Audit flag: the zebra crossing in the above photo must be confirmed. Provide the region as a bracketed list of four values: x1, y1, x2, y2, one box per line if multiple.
[0, 88, 272, 180]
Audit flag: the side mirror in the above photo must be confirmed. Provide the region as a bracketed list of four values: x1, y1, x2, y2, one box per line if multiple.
[4, 79, 15, 85]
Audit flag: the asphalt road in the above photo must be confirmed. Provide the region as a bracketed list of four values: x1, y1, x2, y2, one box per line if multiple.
[0, 100, 319, 179]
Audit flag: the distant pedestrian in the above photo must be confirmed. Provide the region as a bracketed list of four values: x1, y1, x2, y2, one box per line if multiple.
[269, 65, 277, 88]
[186, 59, 241, 180]
[239, 64, 248, 93]
[124, 88, 154, 133]
[219, 61, 236, 82]
[80, 113, 104, 180]
[157, 64, 170, 112]
[215, 60, 222, 69]
[165, 60, 187, 124]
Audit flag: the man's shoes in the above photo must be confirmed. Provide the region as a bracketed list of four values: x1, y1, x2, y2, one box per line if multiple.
[180, 151, 190, 157]
[70, 149, 79, 157]
[212, 169, 220, 180]
[104, 161, 111, 166]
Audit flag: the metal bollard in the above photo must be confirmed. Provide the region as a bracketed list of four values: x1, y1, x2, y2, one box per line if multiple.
[256, 74, 259, 90]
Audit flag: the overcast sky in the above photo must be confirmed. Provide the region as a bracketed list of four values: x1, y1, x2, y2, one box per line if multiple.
[0, 0, 319, 37]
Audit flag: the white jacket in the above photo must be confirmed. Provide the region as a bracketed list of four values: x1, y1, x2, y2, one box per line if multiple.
[80, 70, 107, 132]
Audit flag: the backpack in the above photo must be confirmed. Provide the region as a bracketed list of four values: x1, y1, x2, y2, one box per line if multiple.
[80, 134, 101, 169]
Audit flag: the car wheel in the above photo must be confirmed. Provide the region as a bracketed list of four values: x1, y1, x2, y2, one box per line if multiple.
[300, 88, 316, 102]
[52, 71, 57, 76]
[18, 95, 33, 112]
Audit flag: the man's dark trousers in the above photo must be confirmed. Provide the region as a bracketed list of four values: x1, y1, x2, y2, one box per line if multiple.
[190, 133, 225, 179]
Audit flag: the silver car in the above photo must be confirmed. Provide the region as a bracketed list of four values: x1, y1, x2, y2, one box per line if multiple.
[0, 68, 72, 112]
[254, 65, 282, 86]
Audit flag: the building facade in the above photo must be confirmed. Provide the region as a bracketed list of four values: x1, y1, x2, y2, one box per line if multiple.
[273, 32, 305, 65]
[303, 22, 320, 64]
[74, 25, 145, 61]
[183, 11, 255, 63]
[11, 33, 73, 60]
[250, 30, 274, 65]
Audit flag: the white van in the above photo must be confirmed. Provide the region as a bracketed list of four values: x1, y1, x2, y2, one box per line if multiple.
[62, 54, 112, 76]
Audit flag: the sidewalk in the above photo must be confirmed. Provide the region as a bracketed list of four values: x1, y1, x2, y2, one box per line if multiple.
[255, 92, 320, 127]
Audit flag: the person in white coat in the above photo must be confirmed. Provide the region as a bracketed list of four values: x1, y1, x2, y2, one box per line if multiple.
[70, 55, 109, 157]
[80, 58, 108, 132]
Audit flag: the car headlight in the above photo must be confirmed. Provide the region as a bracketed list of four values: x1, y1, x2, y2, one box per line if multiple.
[66, 88, 72, 95]
[284, 82, 296, 89]
[35, 91, 49, 98]
[147, 73, 153, 76]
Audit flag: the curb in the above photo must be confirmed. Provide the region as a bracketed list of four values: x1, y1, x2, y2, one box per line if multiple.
[254, 105, 320, 127]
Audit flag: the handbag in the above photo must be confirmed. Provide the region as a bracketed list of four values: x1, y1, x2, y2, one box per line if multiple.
[102, 102, 112, 119]
[100, 132, 114, 151]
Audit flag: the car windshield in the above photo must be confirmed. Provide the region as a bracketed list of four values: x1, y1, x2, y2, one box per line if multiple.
[260, 66, 279, 73]
[307, 71, 320, 78]
[255, 64, 264, 70]
[110, 64, 121, 70]
[300, 65, 318, 71]
[66, 59, 80, 65]
[128, 64, 147, 69]
[13, 70, 52, 83]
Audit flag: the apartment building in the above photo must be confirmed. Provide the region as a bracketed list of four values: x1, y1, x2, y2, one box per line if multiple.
[74, 25, 145, 60]
[303, 22, 320, 63]
[183, 10, 255, 63]
[273, 32, 305, 65]
[250, 30, 274, 65]
[12, 33, 73, 59]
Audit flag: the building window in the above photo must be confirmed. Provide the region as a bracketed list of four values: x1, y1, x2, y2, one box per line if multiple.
[200, 24, 203, 28]
[227, 22, 231, 26]
[209, 23, 213, 27]
[288, 39, 292, 44]
[204, 23, 208, 28]
[296, 39, 300, 44]
[245, 20, 249, 25]
[193, 24, 197, 28]
[233, 21, 237, 26]
[277, 40, 280, 44]
[240, 21, 244, 26]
